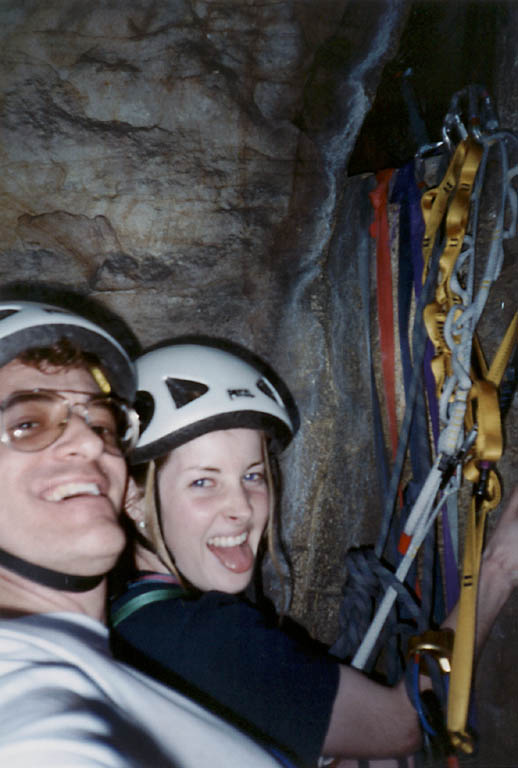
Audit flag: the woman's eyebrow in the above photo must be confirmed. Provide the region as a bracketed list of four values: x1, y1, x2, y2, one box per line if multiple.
[184, 464, 221, 473]
[246, 460, 265, 470]
[183, 460, 264, 472]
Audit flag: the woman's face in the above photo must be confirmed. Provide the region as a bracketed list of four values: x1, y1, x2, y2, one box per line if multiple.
[157, 428, 269, 593]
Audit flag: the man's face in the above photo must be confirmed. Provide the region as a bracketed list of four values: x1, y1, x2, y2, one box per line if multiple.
[0, 360, 128, 579]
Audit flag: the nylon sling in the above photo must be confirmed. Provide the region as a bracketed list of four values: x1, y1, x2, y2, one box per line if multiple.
[370, 169, 399, 461]
[447, 312, 518, 752]
[421, 131, 518, 752]
[334, 100, 517, 763]
[353, 137, 489, 672]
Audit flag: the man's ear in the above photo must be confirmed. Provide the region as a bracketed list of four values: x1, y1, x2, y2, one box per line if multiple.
[124, 476, 145, 525]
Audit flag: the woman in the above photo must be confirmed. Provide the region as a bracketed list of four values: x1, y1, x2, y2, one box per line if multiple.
[110, 338, 424, 767]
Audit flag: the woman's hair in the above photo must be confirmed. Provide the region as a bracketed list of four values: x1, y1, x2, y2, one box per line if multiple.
[259, 433, 287, 606]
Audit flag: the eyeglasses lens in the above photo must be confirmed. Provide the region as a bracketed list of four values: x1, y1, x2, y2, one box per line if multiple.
[3, 392, 66, 452]
[86, 398, 129, 454]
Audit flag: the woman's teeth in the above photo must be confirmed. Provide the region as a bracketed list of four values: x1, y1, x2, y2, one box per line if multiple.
[207, 532, 248, 548]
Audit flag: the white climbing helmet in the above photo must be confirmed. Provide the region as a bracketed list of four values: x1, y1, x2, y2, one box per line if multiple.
[132, 340, 298, 464]
[0, 300, 136, 402]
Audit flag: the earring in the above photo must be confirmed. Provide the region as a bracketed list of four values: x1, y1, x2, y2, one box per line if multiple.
[137, 520, 146, 530]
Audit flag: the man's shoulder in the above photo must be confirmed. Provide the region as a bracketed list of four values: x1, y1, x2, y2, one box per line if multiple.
[0, 612, 108, 652]
[0, 613, 285, 768]
[0, 612, 117, 688]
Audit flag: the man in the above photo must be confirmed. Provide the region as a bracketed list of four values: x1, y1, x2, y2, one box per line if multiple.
[0, 300, 285, 767]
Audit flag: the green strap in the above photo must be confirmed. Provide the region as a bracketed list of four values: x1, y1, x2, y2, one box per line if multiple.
[111, 586, 185, 627]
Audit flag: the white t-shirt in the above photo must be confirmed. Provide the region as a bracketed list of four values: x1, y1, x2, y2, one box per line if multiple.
[0, 612, 282, 768]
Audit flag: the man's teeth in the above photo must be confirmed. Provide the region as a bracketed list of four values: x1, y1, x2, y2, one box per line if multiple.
[45, 482, 102, 502]
[207, 532, 248, 548]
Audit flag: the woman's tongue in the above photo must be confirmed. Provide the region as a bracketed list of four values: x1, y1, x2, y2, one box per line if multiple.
[207, 538, 254, 573]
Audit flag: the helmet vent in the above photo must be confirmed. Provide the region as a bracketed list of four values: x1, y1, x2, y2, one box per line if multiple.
[0, 310, 17, 321]
[166, 377, 208, 408]
[256, 377, 277, 403]
[135, 390, 155, 434]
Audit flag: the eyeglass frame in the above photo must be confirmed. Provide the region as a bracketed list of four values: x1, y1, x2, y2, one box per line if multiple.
[0, 388, 140, 455]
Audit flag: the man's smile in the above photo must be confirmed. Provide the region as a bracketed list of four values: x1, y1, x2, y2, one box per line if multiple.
[42, 481, 103, 502]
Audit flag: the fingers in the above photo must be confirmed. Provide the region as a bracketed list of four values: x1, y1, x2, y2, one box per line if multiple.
[483, 485, 518, 588]
[493, 485, 518, 528]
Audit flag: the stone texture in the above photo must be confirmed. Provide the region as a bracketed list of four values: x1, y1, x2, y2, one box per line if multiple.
[0, 1, 517, 764]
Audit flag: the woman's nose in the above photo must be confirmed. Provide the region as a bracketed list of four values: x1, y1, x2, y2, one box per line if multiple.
[222, 483, 253, 520]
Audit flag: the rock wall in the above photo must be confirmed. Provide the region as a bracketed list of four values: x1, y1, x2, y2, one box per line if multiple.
[0, 1, 517, 765]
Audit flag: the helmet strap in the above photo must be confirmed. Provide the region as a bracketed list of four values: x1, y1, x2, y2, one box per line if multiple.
[0, 547, 104, 592]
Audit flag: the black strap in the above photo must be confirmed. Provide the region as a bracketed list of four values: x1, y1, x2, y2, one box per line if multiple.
[0, 547, 104, 592]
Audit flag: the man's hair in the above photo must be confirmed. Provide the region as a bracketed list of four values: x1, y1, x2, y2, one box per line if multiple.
[18, 337, 103, 373]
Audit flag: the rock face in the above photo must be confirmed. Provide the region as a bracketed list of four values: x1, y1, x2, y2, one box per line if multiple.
[0, 1, 517, 764]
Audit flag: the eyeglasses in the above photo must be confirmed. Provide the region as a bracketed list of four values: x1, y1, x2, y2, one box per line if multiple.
[0, 389, 139, 455]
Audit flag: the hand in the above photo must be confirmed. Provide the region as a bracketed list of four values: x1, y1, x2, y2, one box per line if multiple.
[482, 485, 518, 590]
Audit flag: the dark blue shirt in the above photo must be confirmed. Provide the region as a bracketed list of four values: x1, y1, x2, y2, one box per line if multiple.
[110, 575, 339, 767]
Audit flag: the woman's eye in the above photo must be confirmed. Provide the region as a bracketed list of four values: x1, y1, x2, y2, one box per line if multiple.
[190, 478, 211, 488]
[244, 471, 265, 484]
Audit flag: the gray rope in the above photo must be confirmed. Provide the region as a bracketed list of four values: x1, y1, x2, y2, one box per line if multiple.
[330, 546, 421, 673]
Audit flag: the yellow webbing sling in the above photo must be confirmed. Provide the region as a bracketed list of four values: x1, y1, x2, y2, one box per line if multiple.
[447, 312, 518, 753]
[420, 136, 518, 753]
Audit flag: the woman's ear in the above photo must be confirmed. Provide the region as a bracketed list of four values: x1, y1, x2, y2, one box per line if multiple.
[124, 475, 146, 527]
